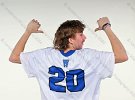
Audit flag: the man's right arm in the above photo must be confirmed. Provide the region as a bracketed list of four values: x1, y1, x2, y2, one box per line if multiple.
[9, 19, 43, 64]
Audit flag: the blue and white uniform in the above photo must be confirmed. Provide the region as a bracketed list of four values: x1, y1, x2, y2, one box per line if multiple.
[20, 47, 115, 100]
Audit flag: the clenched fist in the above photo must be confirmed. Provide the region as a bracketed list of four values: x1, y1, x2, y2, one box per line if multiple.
[25, 19, 43, 34]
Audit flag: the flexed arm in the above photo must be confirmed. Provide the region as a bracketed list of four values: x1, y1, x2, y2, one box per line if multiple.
[95, 17, 128, 63]
[9, 19, 43, 64]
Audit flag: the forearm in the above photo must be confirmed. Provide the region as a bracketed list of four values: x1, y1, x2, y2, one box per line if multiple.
[9, 31, 31, 63]
[104, 26, 128, 63]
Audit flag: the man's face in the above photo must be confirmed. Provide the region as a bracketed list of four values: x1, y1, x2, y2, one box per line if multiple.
[70, 32, 86, 50]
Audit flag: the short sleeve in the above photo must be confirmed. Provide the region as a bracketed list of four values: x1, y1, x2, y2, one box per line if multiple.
[94, 50, 115, 79]
[80, 48, 115, 79]
[20, 49, 45, 78]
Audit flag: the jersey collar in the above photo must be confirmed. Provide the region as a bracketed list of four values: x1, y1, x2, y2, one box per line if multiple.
[60, 50, 76, 57]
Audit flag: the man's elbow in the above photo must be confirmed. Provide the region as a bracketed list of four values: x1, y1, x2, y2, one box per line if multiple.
[121, 55, 128, 62]
[9, 55, 21, 64]
[124, 55, 128, 61]
[115, 55, 128, 63]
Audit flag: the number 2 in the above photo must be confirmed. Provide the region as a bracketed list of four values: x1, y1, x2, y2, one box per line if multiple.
[49, 66, 85, 92]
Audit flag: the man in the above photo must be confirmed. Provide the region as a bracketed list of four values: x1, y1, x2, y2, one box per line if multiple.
[9, 17, 128, 100]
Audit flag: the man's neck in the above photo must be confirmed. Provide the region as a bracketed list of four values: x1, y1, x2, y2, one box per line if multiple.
[64, 48, 75, 53]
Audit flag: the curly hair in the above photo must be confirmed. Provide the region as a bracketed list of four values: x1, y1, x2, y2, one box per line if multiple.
[53, 20, 85, 50]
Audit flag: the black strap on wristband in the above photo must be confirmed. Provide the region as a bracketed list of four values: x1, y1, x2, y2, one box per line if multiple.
[102, 23, 111, 30]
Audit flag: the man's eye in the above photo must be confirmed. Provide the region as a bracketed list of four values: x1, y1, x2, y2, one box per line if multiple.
[80, 34, 83, 36]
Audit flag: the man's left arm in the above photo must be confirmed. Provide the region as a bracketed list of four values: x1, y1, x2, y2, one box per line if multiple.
[95, 17, 128, 63]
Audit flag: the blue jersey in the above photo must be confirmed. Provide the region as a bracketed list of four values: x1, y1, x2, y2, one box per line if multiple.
[20, 47, 115, 100]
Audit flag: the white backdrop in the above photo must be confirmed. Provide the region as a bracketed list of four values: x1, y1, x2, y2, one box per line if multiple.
[0, 0, 135, 100]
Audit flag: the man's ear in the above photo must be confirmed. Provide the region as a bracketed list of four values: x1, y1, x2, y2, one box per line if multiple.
[68, 38, 74, 44]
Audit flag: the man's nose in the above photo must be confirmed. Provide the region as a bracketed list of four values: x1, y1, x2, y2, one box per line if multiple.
[83, 34, 86, 39]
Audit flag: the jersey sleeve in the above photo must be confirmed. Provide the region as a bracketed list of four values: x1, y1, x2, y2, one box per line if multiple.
[94, 50, 115, 79]
[82, 48, 115, 79]
[20, 49, 46, 78]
